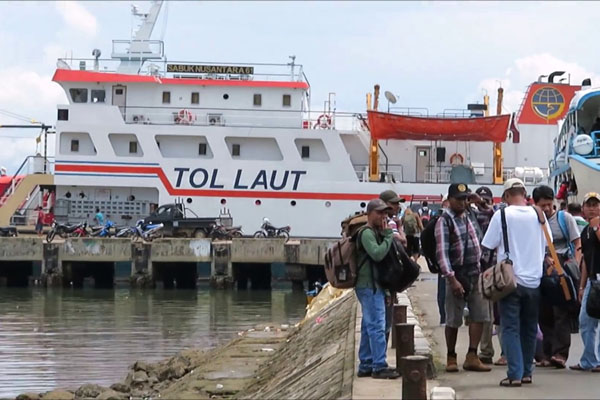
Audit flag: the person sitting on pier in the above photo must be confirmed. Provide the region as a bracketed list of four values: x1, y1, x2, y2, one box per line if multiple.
[355, 198, 400, 380]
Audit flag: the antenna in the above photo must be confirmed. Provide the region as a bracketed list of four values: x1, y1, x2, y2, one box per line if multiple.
[92, 49, 101, 71]
[384, 91, 397, 112]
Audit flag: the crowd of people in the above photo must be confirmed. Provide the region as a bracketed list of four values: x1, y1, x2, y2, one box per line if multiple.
[353, 180, 600, 387]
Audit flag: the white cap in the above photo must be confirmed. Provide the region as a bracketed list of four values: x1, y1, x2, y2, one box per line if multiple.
[503, 178, 525, 192]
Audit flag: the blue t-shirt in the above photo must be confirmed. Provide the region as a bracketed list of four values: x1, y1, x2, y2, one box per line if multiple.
[95, 212, 104, 225]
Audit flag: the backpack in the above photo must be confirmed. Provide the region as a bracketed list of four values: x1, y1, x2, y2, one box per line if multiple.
[326, 215, 368, 289]
[421, 212, 451, 273]
[403, 214, 418, 235]
[419, 207, 432, 225]
[374, 237, 420, 293]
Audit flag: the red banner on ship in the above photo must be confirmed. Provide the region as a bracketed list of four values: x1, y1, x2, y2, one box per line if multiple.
[367, 111, 510, 142]
[517, 83, 580, 125]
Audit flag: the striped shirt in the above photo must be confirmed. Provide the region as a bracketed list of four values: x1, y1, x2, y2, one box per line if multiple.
[435, 209, 482, 278]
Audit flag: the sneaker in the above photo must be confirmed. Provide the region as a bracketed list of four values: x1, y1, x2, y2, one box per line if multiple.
[446, 354, 459, 372]
[357, 369, 372, 378]
[372, 368, 400, 379]
[464, 352, 492, 372]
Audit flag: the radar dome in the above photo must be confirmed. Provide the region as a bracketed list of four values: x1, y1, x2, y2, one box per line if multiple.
[573, 134, 594, 155]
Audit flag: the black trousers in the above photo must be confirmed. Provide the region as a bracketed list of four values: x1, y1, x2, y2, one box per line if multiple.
[539, 301, 571, 360]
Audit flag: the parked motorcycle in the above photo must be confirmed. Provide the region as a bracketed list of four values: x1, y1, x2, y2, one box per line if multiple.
[46, 221, 87, 243]
[131, 219, 164, 242]
[253, 218, 290, 241]
[210, 223, 243, 240]
[88, 220, 115, 238]
[115, 225, 136, 239]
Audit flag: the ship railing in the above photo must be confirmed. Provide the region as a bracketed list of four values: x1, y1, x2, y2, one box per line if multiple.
[587, 131, 600, 158]
[302, 112, 368, 131]
[57, 57, 308, 84]
[0, 156, 54, 205]
[353, 164, 404, 183]
[388, 107, 430, 117]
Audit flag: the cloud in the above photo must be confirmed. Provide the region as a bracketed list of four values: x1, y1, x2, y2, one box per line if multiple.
[476, 53, 600, 115]
[55, 1, 97, 37]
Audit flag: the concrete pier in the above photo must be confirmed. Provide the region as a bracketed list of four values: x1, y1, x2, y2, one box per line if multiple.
[0, 237, 336, 289]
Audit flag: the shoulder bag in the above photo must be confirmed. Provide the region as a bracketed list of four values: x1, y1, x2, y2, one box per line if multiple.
[479, 208, 517, 301]
[534, 207, 577, 306]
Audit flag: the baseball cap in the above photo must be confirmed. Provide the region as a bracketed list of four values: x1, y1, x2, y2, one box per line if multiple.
[367, 198, 392, 213]
[379, 189, 401, 203]
[583, 192, 600, 204]
[503, 178, 525, 192]
[475, 186, 493, 199]
[448, 183, 470, 199]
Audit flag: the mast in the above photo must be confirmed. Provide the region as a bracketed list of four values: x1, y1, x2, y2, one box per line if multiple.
[493, 87, 504, 184]
[369, 85, 380, 182]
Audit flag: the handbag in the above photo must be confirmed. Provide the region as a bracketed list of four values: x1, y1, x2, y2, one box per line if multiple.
[533, 206, 576, 306]
[585, 243, 600, 319]
[479, 208, 517, 302]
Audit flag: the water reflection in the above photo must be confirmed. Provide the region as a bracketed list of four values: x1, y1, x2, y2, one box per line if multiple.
[0, 287, 307, 397]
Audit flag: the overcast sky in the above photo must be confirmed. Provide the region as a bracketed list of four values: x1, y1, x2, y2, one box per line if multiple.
[1, 1, 600, 173]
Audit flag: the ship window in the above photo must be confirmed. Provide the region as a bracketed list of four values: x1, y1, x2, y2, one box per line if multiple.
[301, 146, 310, 158]
[162, 91, 171, 104]
[58, 109, 69, 121]
[223, 94, 229, 100]
[253, 94, 262, 106]
[232, 144, 241, 157]
[70, 88, 88, 103]
[225, 137, 283, 161]
[129, 141, 138, 154]
[91, 90, 105, 103]
[191, 92, 199, 104]
[155, 135, 213, 159]
[71, 139, 79, 152]
[199, 143, 207, 155]
[282, 94, 291, 107]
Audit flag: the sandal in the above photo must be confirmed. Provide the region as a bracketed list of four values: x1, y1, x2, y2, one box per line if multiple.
[522, 376, 532, 384]
[499, 378, 522, 387]
[592, 366, 600, 373]
[538, 359, 553, 368]
[551, 356, 566, 369]
[494, 357, 507, 366]
[569, 364, 588, 371]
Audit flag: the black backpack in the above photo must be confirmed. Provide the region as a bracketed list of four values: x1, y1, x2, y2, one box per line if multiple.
[374, 238, 420, 293]
[421, 212, 451, 274]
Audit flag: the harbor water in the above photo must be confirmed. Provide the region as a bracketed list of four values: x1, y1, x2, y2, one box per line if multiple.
[0, 286, 307, 397]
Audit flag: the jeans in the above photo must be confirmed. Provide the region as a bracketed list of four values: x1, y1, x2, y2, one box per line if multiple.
[356, 287, 388, 372]
[499, 284, 540, 380]
[437, 274, 446, 324]
[579, 280, 600, 369]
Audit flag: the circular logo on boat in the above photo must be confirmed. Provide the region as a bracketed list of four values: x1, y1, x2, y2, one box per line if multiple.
[531, 86, 565, 120]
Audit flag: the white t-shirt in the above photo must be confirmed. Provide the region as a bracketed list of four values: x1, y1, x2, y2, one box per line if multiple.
[481, 206, 551, 289]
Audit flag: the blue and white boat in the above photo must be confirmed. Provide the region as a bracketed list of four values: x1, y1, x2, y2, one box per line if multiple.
[550, 84, 600, 202]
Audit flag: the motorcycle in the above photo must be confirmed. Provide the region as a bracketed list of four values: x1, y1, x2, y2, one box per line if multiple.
[88, 220, 115, 238]
[253, 218, 291, 241]
[131, 219, 164, 242]
[46, 220, 87, 243]
[115, 225, 136, 239]
[210, 223, 243, 240]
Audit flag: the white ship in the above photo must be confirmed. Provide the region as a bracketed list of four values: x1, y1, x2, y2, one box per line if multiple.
[0, 2, 582, 237]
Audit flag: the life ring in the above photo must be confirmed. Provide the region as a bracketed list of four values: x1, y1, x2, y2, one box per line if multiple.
[176, 109, 195, 125]
[449, 153, 464, 165]
[315, 114, 332, 129]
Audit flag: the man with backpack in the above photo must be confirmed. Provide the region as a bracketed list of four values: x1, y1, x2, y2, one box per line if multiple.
[435, 183, 491, 373]
[533, 185, 581, 369]
[418, 201, 433, 225]
[355, 198, 400, 379]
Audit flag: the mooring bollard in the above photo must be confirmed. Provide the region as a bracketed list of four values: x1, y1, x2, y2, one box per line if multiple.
[391, 304, 408, 348]
[402, 355, 428, 400]
[395, 323, 414, 373]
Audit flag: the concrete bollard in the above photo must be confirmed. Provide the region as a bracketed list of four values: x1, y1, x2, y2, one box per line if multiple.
[391, 304, 408, 348]
[430, 387, 456, 400]
[401, 355, 428, 400]
[395, 323, 414, 373]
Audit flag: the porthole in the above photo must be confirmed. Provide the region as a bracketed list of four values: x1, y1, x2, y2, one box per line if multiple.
[223, 94, 229, 100]
[65, 191, 72, 199]
[255, 200, 262, 206]
[128, 195, 136, 201]
[290, 200, 297, 206]
[325, 201, 331, 208]
[360, 202, 366, 208]
[220, 198, 227, 205]
[186, 197, 193, 204]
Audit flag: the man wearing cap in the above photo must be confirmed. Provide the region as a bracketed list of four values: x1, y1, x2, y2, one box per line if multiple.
[481, 178, 550, 387]
[571, 192, 600, 372]
[435, 183, 491, 373]
[355, 198, 400, 379]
